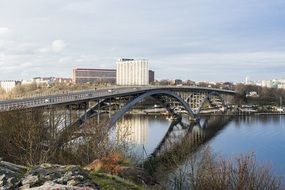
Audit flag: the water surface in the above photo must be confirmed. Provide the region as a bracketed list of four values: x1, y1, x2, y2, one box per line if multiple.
[114, 114, 285, 180]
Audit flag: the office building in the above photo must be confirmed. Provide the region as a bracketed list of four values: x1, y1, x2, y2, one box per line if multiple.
[149, 70, 155, 84]
[116, 58, 149, 86]
[22, 77, 72, 87]
[0, 80, 21, 92]
[72, 68, 116, 84]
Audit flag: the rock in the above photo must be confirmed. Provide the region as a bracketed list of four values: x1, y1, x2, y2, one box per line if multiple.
[21, 175, 39, 187]
[29, 181, 95, 190]
[0, 174, 5, 181]
[0, 160, 27, 172]
[67, 179, 77, 186]
[19, 183, 30, 190]
[40, 163, 52, 168]
[19, 164, 100, 189]
[0, 161, 100, 190]
[0, 160, 26, 190]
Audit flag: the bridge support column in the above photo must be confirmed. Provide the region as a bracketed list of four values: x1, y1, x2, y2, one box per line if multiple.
[97, 100, 100, 125]
[109, 98, 111, 118]
[64, 109, 67, 128]
[69, 105, 72, 125]
[84, 102, 87, 122]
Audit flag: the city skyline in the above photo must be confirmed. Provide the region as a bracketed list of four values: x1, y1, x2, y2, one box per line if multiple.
[1, 0, 285, 82]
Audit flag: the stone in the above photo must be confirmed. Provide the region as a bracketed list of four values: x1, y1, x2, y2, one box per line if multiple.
[0, 174, 5, 181]
[67, 179, 78, 186]
[0, 161, 100, 190]
[0, 161, 26, 190]
[21, 175, 39, 187]
[40, 163, 52, 168]
[7, 177, 15, 184]
[19, 183, 30, 190]
[0, 160, 27, 172]
[29, 181, 96, 190]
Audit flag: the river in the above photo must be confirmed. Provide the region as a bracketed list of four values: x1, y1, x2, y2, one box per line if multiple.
[113, 114, 285, 185]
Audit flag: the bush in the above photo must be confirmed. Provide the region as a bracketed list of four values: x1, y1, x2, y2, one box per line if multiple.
[166, 147, 281, 190]
[0, 107, 131, 167]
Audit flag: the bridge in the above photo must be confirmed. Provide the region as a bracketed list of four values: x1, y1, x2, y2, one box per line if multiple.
[0, 85, 237, 155]
[0, 86, 236, 130]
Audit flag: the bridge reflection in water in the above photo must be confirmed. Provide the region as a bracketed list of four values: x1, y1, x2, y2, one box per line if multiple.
[147, 116, 232, 171]
[114, 114, 233, 171]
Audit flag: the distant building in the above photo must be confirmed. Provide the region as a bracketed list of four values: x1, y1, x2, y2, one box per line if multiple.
[54, 77, 72, 84]
[149, 70, 155, 84]
[32, 77, 54, 86]
[0, 80, 21, 92]
[222, 82, 234, 90]
[22, 77, 71, 86]
[174, 79, 183, 86]
[278, 83, 285, 89]
[261, 80, 273, 88]
[184, 80, 196, 86]
[246, 91, 259, 98]
[116, 58, 149, 86]
[72, 68, 116, 84]
[158, 79, 171, 85]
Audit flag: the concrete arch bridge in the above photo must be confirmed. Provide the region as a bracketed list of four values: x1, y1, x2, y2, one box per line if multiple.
[0, 86, 236, 146]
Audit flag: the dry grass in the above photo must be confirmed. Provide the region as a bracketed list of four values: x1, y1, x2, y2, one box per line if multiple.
[166, 147, 281, 190]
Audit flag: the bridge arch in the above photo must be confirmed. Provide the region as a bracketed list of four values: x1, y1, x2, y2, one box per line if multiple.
[109, 90, 196, 127]
[196, 91, 226, 114]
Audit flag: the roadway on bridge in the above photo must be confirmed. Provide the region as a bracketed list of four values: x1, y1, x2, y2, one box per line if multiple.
[0, 86, 235, 112]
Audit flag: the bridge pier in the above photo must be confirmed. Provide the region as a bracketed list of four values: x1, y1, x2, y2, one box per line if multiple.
[109, 98, 111, 118]
[97, 100, 100, 125]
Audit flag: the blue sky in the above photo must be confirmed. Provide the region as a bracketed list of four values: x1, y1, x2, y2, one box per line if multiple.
[0, 0, 285, 82]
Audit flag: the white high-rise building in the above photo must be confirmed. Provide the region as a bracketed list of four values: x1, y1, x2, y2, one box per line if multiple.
[116, 58, 149, 86]
[0, 80, 21, 92]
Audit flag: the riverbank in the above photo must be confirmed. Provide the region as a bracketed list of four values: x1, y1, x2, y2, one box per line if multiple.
[254, 112, 285, 115]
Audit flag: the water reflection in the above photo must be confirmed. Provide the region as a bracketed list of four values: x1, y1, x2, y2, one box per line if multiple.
[114, 114, 285, 184]
[115, 114, 232, 163]
[116, 115, 149, 144]
[146, 116, 233, 172]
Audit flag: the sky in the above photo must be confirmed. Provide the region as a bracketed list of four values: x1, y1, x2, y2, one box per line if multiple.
[0, 0, 285, 82]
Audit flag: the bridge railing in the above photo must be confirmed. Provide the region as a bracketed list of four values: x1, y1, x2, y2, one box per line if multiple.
[0, 86, 235, 112]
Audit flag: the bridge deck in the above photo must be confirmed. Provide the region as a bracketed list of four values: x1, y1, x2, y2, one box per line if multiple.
[0, 86, 236, 112]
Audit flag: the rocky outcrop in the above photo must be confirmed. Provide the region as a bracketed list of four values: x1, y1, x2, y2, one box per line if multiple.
[0, 158, 27, 189]
[1, 157, 157, 189]
[0, 159, 100, 190]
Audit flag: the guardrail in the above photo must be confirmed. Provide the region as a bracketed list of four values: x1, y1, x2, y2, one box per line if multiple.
[0, 86, 235, 112]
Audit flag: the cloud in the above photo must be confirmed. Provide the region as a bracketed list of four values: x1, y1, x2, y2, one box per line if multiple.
[51, 40, 67, 53]
[0, 27, 11, 36]
[0, 0, 285, 81]
[152, 51, 285, 81]
[38, 40, 67, 54]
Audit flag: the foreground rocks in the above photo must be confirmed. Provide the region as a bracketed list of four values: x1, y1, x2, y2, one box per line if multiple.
[0, 159, 100, 190]
[0, 158, 27, 189]
[1, 155, 157, 190]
